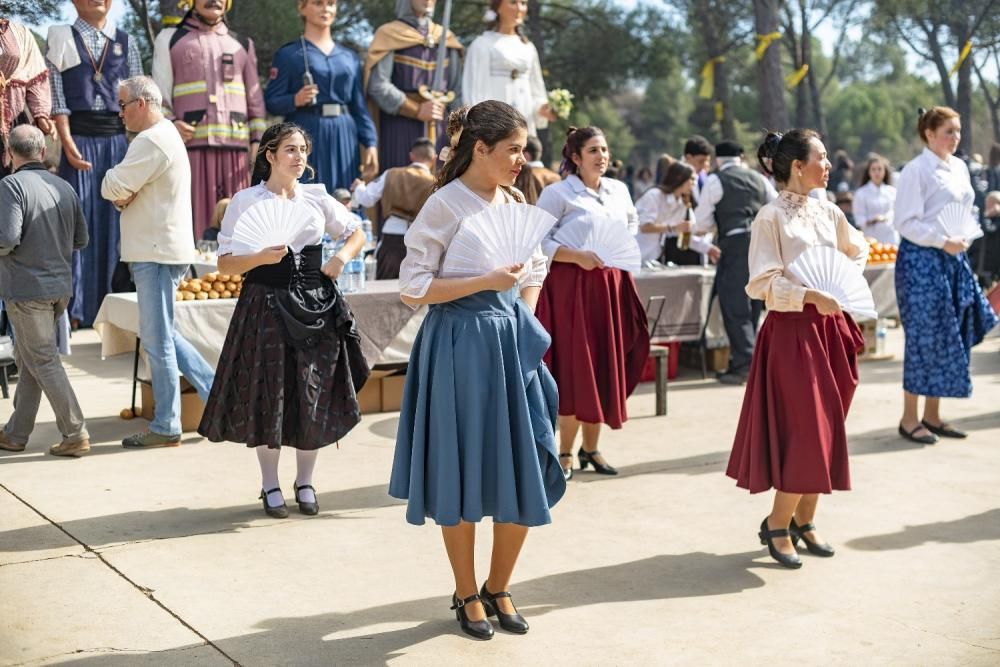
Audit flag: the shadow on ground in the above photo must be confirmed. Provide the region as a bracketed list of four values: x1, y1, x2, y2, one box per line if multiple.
[845, 508, 1000, 551]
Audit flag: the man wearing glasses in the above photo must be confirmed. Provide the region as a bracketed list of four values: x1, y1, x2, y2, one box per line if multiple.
[101, 76, 215, 450]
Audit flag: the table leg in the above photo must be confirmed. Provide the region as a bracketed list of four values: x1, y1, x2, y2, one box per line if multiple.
[655, 350, 667, 416]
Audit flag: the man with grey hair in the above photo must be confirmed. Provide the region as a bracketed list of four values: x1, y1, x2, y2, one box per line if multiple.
[0, 125, 91, 457]
[102, 75, 215, 449]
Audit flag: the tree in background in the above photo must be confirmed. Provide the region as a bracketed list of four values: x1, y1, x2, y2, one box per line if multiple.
[753, 0, 789, 130]
[0, 0, 63, 24]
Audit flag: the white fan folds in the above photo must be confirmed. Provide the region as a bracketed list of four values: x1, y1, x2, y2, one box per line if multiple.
[230, 198, 318, 256]
[787, 246, 878, 321]
[439, 203, 557, 276]
[938, 202, 984, 242]
[553, 214, 642, 273]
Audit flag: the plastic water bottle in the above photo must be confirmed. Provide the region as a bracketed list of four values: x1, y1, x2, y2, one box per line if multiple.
[339, 256, 366, 293]
[361, 219, 376, 252]
[364, 252, 377, 281]
[321, 234, 337, 265]
[875, 320, 887, 355]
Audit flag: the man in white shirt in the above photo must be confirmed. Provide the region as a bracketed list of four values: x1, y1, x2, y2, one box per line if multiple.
[101, 76, 215, 449]
[694, 140, 778, 385]
[351, 137, 437, 279]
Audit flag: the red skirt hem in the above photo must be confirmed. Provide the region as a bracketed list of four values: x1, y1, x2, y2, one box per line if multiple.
[725, 305, 864, 494]
[536, 263, 650, 429]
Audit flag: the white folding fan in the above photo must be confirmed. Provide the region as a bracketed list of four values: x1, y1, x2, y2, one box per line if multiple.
[229, 197, 316, 256]
[439, 203, 558, 275]
[552, 213, 642, 273]
[939, 201, 984, 242]
[787, 246, 878, 321]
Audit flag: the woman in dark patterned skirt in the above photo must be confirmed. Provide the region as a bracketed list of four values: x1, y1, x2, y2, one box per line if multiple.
[726, 130, 869, 569]
[892, 107, 998, 445]
[198, 122, 370, 518]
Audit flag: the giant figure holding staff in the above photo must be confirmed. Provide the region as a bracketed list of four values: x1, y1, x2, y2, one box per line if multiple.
[364, 0, 463, 171]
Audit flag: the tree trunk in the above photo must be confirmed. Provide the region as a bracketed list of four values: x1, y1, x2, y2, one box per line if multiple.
[715, 58, 736, 139]
[953, 24, 973, 153]
[753, 0, 789, 130]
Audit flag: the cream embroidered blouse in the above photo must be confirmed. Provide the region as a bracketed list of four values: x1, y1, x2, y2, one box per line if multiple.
[746, 190, 869, 312]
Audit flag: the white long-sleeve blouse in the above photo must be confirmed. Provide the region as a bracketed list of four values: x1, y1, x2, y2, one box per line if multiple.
[746, 190, 869, 312]
[893, 147, 975, 248]
[536, 175, 638, 260]
[852, 181, 899, 245]
[462, 31, 548, 136]
[398, 179, 547, 303]
[634, 188, 687, 262]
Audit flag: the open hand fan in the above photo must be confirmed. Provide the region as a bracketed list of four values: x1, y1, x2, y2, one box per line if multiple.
[553, 213, 642, 273]
[229, 198, 316, 256]
[787, 245, 878, 321]
[939, 202, 984, 242]
[439, 203, 558, 275]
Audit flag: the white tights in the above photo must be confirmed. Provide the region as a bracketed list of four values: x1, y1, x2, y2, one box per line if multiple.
[256, 447, 319, 507]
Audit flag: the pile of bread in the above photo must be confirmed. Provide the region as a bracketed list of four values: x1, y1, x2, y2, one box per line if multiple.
[176, 272, 243, 300]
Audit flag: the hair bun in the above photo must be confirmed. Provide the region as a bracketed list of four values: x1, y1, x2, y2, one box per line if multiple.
[565, 126, 579, 138]
[917, 107, 927, 119]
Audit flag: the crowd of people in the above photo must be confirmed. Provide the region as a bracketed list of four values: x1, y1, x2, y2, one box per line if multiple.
[1, 0, 998, 644]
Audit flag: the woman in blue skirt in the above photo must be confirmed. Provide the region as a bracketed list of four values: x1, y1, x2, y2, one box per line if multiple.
[264, 0, 378, 191]
[894, 106, 999, 444]
[389, 100, 566, 640]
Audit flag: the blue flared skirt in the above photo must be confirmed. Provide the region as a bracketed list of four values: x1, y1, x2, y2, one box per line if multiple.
[61, 133, 127, 326]
[895, 239, 998, 397]
[388, 288, 566, 527]
[288, 111, 360, 193]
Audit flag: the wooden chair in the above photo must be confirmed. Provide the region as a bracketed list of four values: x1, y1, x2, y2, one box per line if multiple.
[645, 296, 669, 416]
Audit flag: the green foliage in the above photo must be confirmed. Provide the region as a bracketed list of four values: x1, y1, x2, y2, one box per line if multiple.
[0, 0, 63, 24]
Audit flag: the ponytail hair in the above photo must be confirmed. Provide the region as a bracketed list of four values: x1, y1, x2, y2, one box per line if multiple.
[251, 122, 314, 185]
[560, 125, 605, 176]
[436, 100, 528, 202]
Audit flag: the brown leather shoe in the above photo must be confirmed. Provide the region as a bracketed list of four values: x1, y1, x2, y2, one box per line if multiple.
[49, 439, 91, 458]
[0, 431, 26, 452]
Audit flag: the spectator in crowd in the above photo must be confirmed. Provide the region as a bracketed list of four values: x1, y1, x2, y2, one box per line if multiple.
[520, 134, 560, 201]
[853, 154, 898, 244]
[202, 197, 230, 242]
[835, 191, 856, 228]
[682, 135, 713, 191]
[0, 125, 90, 457]
[101, 76, 215, 449]
[633, 166, 654, 199]
[829, 149, 854, 192]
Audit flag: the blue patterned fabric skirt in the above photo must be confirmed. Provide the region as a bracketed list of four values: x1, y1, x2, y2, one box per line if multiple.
[289, 111, 360, 193]
[895, 239, 998, 397]
[389, 288, 566, 527]
[61, 133, 127, 326]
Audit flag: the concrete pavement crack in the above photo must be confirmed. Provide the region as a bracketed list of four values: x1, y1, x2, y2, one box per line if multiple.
[0, 483, 242, 666]
[8, 643, 214, 667]
[0, 552, 84, 568]
[882, 615, 1000, 654]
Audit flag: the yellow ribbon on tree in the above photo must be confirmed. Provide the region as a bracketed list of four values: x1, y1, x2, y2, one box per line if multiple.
[699, 56, 726, 99]
[949, 40, 972, 77]
[755, 32, 782, 61]
[714, 102, 725, 123]
[785, 64, 809, 89]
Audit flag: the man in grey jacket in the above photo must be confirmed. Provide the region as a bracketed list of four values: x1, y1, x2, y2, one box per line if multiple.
[0, 125, 91, 457]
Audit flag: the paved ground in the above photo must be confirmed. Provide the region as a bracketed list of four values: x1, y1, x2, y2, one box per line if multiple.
[1, 326, 998, 666]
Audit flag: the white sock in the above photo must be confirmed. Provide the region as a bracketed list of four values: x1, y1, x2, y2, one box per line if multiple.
[294, 449, 318, 504]
[256, 446, 283, 508]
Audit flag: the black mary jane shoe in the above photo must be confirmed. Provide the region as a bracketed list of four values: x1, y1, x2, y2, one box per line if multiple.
[259, 488, 289, 519]
[578, 448, 618, 476]
[758, 518, 802, 569]
[789, 518, 835, 557]
[293, 483, 319, 516]
[921, 419, 967, 439]
[559, 453, 573, 481]
[450, 593, 494, 640]
[898, 423, 938, 445]
[480, 583, 529, 634]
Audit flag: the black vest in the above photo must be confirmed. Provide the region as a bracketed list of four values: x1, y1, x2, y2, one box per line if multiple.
[714, 166, 769, 237]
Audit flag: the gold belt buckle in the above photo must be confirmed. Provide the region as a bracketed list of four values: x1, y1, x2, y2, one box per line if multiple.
[510, 69, 520, 80]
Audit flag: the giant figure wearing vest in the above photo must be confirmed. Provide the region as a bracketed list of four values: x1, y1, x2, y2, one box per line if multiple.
[46, 0, 143, 326]
[152, 0, 267, 239]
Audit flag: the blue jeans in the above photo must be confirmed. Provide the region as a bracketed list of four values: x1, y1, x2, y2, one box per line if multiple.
[130, 262, 215, 435]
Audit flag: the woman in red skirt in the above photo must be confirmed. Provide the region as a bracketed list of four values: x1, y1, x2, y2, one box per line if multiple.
[536, 127, 650, 480]
[726, 129, 868, 568]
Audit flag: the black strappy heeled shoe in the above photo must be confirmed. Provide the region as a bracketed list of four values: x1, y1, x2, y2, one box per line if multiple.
[450, 593, 494, 640]
[259, 487, 288, 519]
[758, 518, 802, 569]
[480, 583, 529, 634]
[294, 483, 319, 516]
[578, 448, 618, 475]
[559, 453, 573, 481]
[789, 518, 835, 557]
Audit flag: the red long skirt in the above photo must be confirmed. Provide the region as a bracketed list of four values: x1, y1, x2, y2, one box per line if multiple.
[726, 305, 865, 494]
[536, 263, 650, 429]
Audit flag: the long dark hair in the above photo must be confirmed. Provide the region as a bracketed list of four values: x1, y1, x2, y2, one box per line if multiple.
[437, 101, 527, 202]
[251, 122, 313, 184]
[757, 128, 820, 184]
[484, 0, 530, 43]
[860, 154, 892, 187]
[657, 161, 695, 206]
[560, 126, 605, 176]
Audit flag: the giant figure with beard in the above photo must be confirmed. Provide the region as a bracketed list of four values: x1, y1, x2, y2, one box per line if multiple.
[153, 0, 267, 239]
[46, 0, 143, 326]
[364, 0, 463, 171]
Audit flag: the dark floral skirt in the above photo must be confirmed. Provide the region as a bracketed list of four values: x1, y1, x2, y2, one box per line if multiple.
[198, 282, 370, 449]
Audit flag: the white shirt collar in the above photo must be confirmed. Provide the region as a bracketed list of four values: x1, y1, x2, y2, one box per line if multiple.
[75, 17, 118, 41]
[410, 162, 432, 172]
[568, 173, 611, 196]
[527, 161, 545, 169]
[921, 146, 956, 172]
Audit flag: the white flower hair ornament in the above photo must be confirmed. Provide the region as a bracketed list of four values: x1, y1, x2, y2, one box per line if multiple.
[439, 128, 465, 163]
[483, 8, 498, 22]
